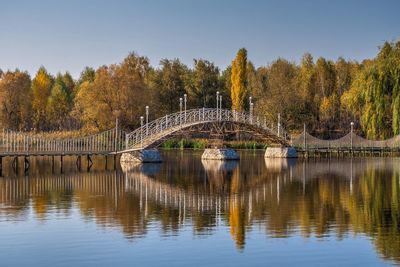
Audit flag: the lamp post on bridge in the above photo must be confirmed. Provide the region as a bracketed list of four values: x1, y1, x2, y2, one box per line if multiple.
[113, 110, 121, 153]
[179, 97, 183, 126]
[250, 102, 254, 124]
[219, 95, 222, 120]
[350, 121, 354, 154]
[184, 94, 187, 123]
[216, 91, 220, 120]
[277, 113, 281, 137]
[145, 106, 149, 135]
[140, 116, 144, 148]
[249, 96, 254, 124]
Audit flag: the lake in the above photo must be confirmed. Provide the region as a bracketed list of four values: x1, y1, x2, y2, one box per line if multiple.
[0, 150, 399, 266]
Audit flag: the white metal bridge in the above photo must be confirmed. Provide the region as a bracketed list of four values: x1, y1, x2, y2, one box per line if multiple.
[123, 108, 289, 152]
[0, 108, 290, 157]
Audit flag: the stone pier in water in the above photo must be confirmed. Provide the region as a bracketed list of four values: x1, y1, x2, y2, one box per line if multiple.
[201, 148, 240, 160]
[120, 149, 163, 163]
[265, 146, 298, 158]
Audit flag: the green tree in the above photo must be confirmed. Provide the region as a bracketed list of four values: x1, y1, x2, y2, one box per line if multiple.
[220, 66, 232, 108]
[189, 59, 221, 108]
[348, 41, 400, 138]
[62, 72, 75, 100]
[231, 48, 247, 111]
[78, 67, 95, 85]
[47, 78, 70, 130]
[152, 59, 187, 114]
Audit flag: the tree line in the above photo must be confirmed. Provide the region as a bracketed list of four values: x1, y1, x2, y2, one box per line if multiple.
[0, 40, 399, 139]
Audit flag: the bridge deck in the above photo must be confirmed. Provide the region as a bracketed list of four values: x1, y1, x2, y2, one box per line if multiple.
[0, 108, 289, 157]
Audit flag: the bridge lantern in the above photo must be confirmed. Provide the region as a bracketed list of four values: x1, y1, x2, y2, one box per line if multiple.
[184, 94, 187, 122]
[216, 91, 220, 109]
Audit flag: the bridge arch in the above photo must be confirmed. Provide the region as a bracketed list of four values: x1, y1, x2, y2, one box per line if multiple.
[123, 108, 289, 152]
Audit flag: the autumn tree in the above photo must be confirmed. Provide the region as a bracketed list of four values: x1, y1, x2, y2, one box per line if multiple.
[74, 52, 151, 132]
[0, 70, 32, 130]
[256, 59, 301, 130]
[31, 67, 53, 130]
[231, 48, 247, 111]
[297, 53, 317, 128]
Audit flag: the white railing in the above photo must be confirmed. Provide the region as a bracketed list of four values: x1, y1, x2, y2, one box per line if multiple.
[0, 128, 125, 155]
[0, 108, 289, 155]
[125, 108, 289, 150]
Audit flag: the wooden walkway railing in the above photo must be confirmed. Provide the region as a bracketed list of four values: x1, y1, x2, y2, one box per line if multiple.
[0, 128, 125, 156]
[0, 108, 289, 157]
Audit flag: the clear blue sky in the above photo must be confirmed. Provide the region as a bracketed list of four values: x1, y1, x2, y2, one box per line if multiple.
[1, 0, 399, 78]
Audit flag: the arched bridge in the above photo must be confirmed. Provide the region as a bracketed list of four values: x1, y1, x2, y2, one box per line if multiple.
[0, 108, 289, 158]
[122, 108, 290, 152]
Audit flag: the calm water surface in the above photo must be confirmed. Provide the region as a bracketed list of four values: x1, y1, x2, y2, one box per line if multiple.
[0, 151, 399, 266]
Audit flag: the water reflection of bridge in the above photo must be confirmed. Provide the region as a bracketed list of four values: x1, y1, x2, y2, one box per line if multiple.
[0, 172, 124, 208]
[1, 157, 400, 263]
[2, 158, 399, 209]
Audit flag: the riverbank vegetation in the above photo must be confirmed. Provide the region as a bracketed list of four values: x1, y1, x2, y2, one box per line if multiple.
[0, 40, 399, 139]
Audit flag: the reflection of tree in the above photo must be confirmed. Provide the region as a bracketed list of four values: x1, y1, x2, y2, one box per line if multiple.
[0, 156, 400, 264]
[228, 168, 246, 250]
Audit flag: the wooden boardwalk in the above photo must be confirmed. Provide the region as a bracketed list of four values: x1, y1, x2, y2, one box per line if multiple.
[292, 130, 400, 157]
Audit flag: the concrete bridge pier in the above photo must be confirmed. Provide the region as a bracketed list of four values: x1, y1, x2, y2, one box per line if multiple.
[201, 148, 240, 160]
[120, 149, 162, 163]
[265, 146, 298, 158]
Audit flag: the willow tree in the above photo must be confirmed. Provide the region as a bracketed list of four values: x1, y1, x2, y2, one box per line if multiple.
[231, 48, 247, 111]
[357, 41, 400, 138]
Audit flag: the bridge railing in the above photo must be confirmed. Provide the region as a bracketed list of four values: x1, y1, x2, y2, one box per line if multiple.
[292, 130, 400, 150]
[0, 108, 289, 155]
[125, 108, 290, 150]
[0, 128, 125, 155]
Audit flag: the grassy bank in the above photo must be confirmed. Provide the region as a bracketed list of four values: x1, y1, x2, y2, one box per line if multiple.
[161, 139, 266, 150]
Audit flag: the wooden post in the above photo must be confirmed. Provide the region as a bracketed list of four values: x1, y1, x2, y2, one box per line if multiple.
[76, 155, 81, 171]
[87, 154, 93, 172]
[60, 155, 63, 173]
[115, 117, 119, 153]
[12, 156, 18, 174]
[24, 156, 29, 174]
[52, 155, 55, 173]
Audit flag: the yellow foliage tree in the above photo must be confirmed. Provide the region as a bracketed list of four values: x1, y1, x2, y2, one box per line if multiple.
[31, 67, 53, 130]
[231, 48, 247, 111]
